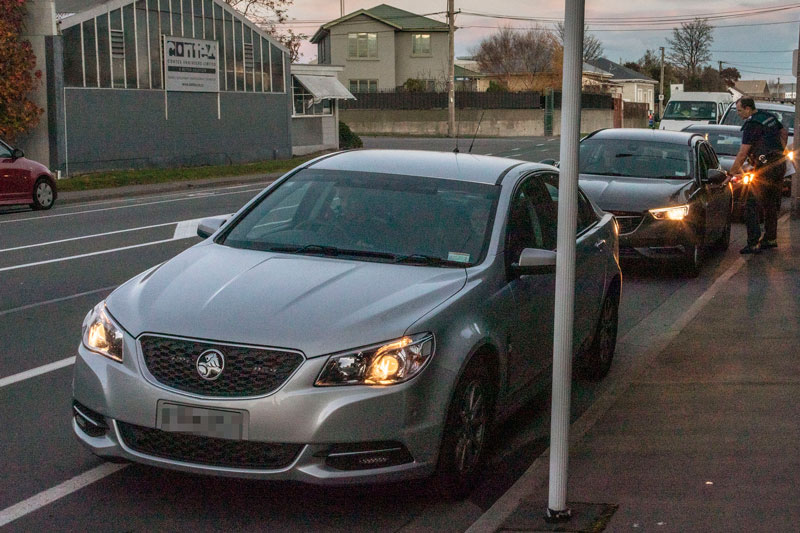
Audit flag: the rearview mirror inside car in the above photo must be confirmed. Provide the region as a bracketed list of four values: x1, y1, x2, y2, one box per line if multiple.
[705, 168, 727, 185]
[197, 217, 226, 239]
[512, 248, 557, 276]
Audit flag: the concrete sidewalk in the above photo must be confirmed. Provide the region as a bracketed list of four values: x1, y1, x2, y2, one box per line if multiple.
[471, 214, 800, 532]
[56, 172, 280, 205]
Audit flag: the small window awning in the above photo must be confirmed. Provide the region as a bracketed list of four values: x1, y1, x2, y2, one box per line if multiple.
[294, 74, 355, 103]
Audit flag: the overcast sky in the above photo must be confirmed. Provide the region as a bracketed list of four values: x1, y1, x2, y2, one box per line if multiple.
[281, 0, 798, 83]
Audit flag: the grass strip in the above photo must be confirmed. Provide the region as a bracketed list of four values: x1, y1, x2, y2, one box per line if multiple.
[57, 154, 321, 192]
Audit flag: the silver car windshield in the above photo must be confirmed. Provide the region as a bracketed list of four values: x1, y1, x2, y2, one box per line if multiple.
[219, 169, 500, 267]
[580, 139, 693, 180]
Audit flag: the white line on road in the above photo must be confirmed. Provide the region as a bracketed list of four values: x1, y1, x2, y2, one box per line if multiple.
[0, 187, 258, 225]
[536, 143, 544, 147]
[0, 221, 180, 253]
[60, 183, 265, 210]
[0, 357, 76, 389]
[0, 286, 117, 317]
[0, 463, 128, 527]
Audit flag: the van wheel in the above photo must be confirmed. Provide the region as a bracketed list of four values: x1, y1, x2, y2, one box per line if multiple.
[577, 287, 618, 381]
[434, 359, 492, 500]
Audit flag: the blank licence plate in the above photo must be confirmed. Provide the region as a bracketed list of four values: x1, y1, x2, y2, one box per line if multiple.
[158, 401, 246, 440]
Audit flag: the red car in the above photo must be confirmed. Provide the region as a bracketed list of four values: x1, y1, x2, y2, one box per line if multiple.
[1, 139, 57, 210]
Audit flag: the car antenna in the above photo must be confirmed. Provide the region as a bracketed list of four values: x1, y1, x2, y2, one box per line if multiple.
[453, 108, 462, 153]
[468, 110, 486, 154]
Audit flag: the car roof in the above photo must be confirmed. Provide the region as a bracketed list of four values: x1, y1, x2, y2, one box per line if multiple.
[584, 128, 700, 145]
[682, 124, 742, 133]
[305, 149, 541, 185]
[752, 101, 794, 111]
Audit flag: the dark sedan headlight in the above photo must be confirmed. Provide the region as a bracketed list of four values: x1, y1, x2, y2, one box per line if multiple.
[649, 204, 689, 221]
[315, 333, 434, 386]
[82, 302, 124, 362]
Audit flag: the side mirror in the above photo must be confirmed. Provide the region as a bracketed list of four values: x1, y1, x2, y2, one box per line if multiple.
[705, 168, 727, 185]
[11, 148, 23, 160]
[512, 248, 557, 276]
[197, 217, 226, 238]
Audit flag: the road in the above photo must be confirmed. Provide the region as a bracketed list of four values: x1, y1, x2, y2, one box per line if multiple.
[0, 139, 752, 531]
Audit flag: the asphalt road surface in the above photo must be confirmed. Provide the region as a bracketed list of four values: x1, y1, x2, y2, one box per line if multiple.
[0, 143, 753, 532]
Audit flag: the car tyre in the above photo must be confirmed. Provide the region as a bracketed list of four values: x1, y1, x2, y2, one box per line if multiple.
[434, 357, 493, 500]
[576, 285, 619, 381]
[31, 177, 55, 210]
[682, 243, 702, 278]
[712, 215, 731, 252]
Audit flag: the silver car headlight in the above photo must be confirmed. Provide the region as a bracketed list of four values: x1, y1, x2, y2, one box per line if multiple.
[649, 204, 689, 221]
[82, 302, 124, 363]
[315, 333, 435, 386]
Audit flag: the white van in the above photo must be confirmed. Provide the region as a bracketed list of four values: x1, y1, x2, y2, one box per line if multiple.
[659, 92, 733, 131]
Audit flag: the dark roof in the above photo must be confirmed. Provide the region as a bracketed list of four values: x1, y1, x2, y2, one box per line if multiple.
[586, 58, 656, 83]
[307, 150, 540, 185]
[585, 128, 699, 145]
[55, 0, 106, 14]
[312, 4, 448, 43]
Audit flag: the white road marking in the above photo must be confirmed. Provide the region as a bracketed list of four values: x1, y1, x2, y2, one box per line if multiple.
[511, 147, 521, 151]
[61, 183, 265, 210]
[0, 238, 177, 273]
[485, 153, 493, 156]
[0, 357, 76, 389]
[0, 286, 117, 317]
[0, 221, 179, 253]
[0, 463, 128, 527]
[536, 143, 544, 147]
[0, 187, 259, 225]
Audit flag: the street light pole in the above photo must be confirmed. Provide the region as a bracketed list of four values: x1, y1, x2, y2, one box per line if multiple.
[447, 0, 456, 138]
[659, 46, 665, 120]
[547, 0, 584, 522]
[793, 24, 800, 218]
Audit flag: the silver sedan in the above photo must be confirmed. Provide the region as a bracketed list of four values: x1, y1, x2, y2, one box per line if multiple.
[72, 150, 621, 498]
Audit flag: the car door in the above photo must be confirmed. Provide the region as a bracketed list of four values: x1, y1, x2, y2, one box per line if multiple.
[698, 142, 727, 239]
[504, 174, 556, 394]
[0, 142, 29, 202]
[540, 173, 607, 352]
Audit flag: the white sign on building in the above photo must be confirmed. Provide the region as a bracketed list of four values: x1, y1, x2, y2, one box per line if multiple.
[164, 36, 219, 92]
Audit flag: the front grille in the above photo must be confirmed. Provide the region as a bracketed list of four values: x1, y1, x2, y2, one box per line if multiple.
[139, 335, 304, 397]
[610, 211, 644, 235]
[117, 422, 303, 469]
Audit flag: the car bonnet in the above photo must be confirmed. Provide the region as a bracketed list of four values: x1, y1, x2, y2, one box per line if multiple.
[578, 174, 694, 212]
[106, 243, 467, 358]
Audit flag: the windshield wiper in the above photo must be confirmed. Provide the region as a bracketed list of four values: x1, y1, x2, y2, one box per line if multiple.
[394, 254, 468, 267]
[268, 244, 396, 261]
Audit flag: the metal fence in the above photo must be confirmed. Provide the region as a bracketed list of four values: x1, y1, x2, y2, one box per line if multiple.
[340, 91, 543, 110]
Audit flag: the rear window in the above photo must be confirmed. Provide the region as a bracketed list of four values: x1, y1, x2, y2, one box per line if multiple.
[721, 106, 795, 131]
[663, 101, 717, 121]
[686, 129, 742, 157]
[580, 139, 693, 179]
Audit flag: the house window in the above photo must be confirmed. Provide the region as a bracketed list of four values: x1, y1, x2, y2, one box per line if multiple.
[412, 34, 431, 55]
[292, 77, 333, 116]
[637, 88, 643, 102]
[349, 79, 378, 93]
[348, 33, 377, 58]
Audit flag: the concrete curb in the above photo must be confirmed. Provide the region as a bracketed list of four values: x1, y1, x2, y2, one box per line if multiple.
[56, 172, 281, 206]
[465, 214, 792, 532]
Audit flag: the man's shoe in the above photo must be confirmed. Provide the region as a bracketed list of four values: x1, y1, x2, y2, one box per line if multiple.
[760, 239, 778, 249]
[740, 244, 761, 254]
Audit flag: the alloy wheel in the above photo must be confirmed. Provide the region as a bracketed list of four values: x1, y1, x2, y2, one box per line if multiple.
[453, 379, 487, 474]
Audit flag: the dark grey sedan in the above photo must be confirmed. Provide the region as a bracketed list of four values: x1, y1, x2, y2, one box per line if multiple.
[73, 150, 621, 499]
[578, 129, 732, 276]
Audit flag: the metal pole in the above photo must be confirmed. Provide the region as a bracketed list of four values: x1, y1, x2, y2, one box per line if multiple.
[547, 0, 584, 521]
[659, 46, 665, 120]
[447, 0, 456, 137]
[793, 24, 800, 218]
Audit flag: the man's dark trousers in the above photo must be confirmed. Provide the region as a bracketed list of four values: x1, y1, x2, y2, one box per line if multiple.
[744, 161, 784, 246]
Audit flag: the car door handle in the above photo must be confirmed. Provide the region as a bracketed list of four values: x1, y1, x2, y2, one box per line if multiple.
[594, 239, 606, 249]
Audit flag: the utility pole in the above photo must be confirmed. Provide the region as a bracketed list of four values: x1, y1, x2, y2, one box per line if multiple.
[340, 0, 344, 17]
[447, 0, 456, 138]
[793, 24, 800, 218]
[659, 46, 665, 119]
[719, 60, 723, 72]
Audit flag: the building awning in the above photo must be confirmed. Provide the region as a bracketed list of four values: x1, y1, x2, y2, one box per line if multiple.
[294, 74, 355, 103]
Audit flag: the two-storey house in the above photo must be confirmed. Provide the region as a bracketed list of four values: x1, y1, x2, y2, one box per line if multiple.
[311, 4, 450, 93]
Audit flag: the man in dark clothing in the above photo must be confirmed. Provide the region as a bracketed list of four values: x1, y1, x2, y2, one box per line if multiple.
[729, 97, 788, 254]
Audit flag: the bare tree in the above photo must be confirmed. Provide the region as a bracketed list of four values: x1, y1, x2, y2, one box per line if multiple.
[666, 18, 713, 78]
[224, 0, 307, 62]
[474, 26, 556, 90]
[553, 22, 604, 62]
